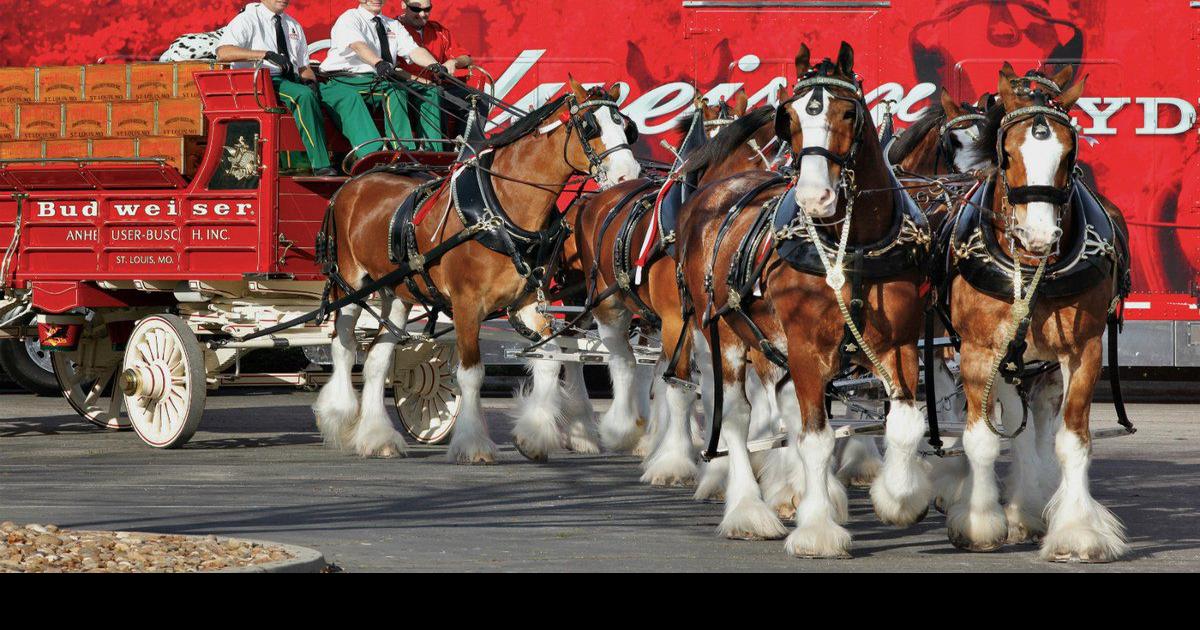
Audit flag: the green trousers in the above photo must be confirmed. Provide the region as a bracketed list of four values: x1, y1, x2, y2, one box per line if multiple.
[319, 74, 417, 154]
[405, 82, 445, 149]
[273, 77, 331, 170]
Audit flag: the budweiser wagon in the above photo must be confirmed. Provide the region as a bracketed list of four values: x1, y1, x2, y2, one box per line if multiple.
[0, 64, 462, 448]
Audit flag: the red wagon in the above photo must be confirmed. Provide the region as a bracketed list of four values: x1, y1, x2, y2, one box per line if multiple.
[0, 67, 461, 448]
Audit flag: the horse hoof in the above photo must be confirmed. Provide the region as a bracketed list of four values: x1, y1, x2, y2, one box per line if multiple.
[514, 439, 548, 463]
[949, 534, 1005, 553]
[775, 503, 797, 521]
[933, 497, 946, 515]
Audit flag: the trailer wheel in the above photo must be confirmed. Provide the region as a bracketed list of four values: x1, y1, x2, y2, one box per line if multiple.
[392, 342, 459, 445]
[120, 315, 206, 449]
[0, 337, 61, 396]
[50, 320, 130, 430]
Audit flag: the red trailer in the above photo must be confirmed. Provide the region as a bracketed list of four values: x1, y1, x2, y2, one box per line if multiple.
[0, 68, 461, 447]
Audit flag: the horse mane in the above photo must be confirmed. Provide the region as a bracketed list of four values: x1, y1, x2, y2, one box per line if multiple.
[674, 109, 702, 135]
[978, 104, 1007, 160]
[886, 103, 945, 164]
[481, 94, 571, 149]
[681, 105, 774, 175]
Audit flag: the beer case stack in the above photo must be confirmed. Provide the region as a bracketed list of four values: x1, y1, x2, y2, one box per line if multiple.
[0, 62, 217, 177]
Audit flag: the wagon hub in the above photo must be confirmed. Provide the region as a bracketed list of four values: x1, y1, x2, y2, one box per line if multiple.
[120, 362, 171, 401]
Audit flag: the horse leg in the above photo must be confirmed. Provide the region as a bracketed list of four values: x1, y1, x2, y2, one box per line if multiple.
[783, 370, 852, 558]
[946, 341, 1008, 551]
[560, 361, 601, 454]
[836, 437, 884, 489]
[596, 309, 645, 452]
[748, 364, 803, 521]
[715, 329, 787, 540]
[634, 366, 666, 458]
[508, 301, 571, 462]
[692, 328, 728, 502]
[1040, 343, 1128, 562]
[446, 307, 498, 464]
[641, 316, 698, 487]
[870, 346, 932, 527]
[1030, 368, 1065, 502]
[998, 381, 1045, 543]
[313, 303, 363, 450]
[350, 295, 410, 457]
[633, 362, 655, 453]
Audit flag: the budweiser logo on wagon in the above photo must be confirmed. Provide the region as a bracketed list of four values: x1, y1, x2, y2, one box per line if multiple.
[33, 199, 257, 218]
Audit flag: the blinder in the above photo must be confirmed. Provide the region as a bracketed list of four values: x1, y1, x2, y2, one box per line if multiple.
[564, 93, 637, 175]
[774, 71, 867, 170]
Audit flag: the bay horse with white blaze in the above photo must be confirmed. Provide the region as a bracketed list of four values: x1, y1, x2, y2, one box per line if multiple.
[936, 64, 1132, 561]
[677, 43, 933, 555]
[314, 79, 640, 463]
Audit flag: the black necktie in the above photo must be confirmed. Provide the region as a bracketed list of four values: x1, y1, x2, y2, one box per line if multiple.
[373, 16, 392, 64]
[273, 14, 290, 60]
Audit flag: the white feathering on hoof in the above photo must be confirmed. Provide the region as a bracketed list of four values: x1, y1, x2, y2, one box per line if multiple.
[1040, 428, 1128, 562]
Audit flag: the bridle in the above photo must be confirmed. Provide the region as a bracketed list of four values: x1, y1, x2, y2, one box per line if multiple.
[560, 91, 639, 181]
[995, 82, 1078, 257]
[775, 71, 868, 170]
[936, 107, 988, 173]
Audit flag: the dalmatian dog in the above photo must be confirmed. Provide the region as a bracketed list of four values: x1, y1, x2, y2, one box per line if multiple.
[158, 28, 225, 62]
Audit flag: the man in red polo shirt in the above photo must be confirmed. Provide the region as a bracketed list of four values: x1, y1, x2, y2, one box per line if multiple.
[397, 0, 481, 146]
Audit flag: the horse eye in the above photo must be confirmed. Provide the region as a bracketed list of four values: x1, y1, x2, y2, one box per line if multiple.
[843, 111, 856, 120]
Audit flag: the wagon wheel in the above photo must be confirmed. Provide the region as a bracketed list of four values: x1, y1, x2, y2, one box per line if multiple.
[51, 318, 129, 430]
[392, 342, 459, 445]
[119, 314, 206, 449]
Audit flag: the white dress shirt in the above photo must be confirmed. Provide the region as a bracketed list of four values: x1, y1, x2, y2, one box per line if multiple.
[319, 7, 418, 74]
[216, 2, 310, 75]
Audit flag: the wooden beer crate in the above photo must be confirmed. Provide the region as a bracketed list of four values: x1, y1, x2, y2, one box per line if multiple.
[156, 98, 203, 135]
[129, 63, 176, 100]
[0, 105, 15, 140]
[16, 103, 64, 139]
[137, 135, 204, 177]
[64, 101, 109, 137]
[42, 138, 91, 159]
[175, 62, 217, 98]
[83, 64, 129, 101]
[0, 67, 37, 103]
[0, 140, 43, 160]
[109, 101, 155, 136]
[90, 137, 137, 158]
[37, 66, 85, 102]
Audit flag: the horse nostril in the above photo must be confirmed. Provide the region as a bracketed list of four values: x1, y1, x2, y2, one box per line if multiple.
[1051, 227, 1063, 240]
[818, 189, 835, 206]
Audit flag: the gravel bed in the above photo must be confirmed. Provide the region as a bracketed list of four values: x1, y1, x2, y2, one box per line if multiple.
[0, 522, 294, 573]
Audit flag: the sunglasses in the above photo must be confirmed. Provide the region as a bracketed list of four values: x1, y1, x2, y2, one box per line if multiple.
[406, 3, 432, 13]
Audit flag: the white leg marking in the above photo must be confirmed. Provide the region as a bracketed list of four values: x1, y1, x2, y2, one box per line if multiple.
[561, 361, 601, 454]
[998, 383, 1046, 543]
[446, 363, 497, 464]
[1040, 427, 1128, 562]
[511, 358, 566, 462]
[313, 303, 362, 451]
[837, 436, 884, 488]
[946, 421, 1008, 551]
[870, 400, 933, 526]
[785, 425, 852, 558]
[641, 381, 700, 487]
[596, 314, 645, 452]
[717, 382, 787, 540]
[351, 297, 410, 457]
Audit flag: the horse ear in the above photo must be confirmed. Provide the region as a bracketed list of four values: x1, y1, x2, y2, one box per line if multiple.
[836, 41, 854, 76]
[731, 89, 749, 116]
[1049, 64, 1075, 90]
[693, 94, 708, 112]
[977, 92, 997, 111]
[795, 44, 810, 78]
[940, 88, 965, 118]
[998, 65, 1019, 109]
[606, 82, 622, 101]
[1058, 74, 1087, 110]
[567, 75, 588, 101]
[775, 83, 790, 106]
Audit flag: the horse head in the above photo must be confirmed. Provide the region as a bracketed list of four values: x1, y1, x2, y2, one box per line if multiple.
[993, 62, 1087, 256]
[775, 41, 868, 219]
[559, 77, 641, 189]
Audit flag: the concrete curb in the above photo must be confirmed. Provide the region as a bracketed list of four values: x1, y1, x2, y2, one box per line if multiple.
[216, 539, 327, 573]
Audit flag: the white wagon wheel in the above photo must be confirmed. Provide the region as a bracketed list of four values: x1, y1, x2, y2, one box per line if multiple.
[51, 316, 129, 430]
[119, 314, 206, 449]
[392, 341, 459, 445]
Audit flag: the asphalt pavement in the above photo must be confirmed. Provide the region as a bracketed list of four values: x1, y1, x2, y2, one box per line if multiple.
[0, 387, 1197, 572]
